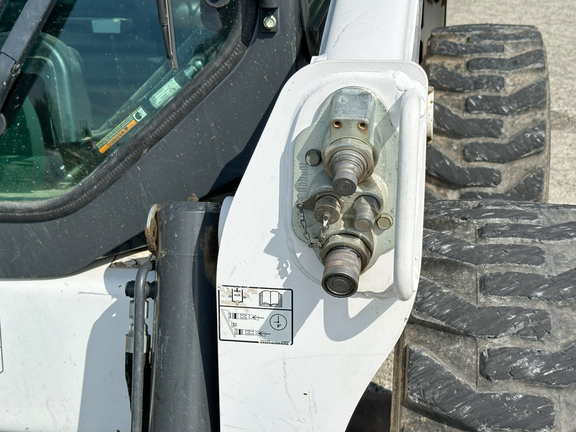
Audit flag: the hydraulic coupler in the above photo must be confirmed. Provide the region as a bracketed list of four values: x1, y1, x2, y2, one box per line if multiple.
[293, 87, 397, 297]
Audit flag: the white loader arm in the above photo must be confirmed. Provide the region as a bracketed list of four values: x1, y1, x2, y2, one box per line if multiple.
[216, 0, 429, 430]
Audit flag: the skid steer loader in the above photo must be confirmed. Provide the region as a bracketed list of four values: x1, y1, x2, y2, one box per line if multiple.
[0, 0, 571, 431]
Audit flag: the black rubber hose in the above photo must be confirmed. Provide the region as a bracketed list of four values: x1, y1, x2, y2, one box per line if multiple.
[131, 260, 153, 432]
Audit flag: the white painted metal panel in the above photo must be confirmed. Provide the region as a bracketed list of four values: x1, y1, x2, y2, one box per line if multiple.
[317, 0, 422, 62]
[0, 257, 145, 431]
[217, 59, 427, 431]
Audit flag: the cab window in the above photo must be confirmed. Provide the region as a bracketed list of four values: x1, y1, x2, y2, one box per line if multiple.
[0, 0, 234, 200]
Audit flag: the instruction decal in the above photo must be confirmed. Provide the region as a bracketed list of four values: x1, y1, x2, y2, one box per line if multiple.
[96, 107, 148, 153]
[219, 286, 293, 345]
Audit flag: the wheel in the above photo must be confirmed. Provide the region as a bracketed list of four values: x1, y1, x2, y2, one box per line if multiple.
[425, 25, 550, 201]
[391, 199, 576, 431]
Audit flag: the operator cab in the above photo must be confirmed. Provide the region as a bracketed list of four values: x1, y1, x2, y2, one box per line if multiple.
[0, 0, 329, 278]
[0, 0, 233, 198]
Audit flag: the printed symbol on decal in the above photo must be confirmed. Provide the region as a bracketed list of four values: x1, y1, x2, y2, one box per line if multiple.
[235, 329, 258, 337]
[230, 288, 244, 304]
[269, 313, 287, 331]
[259, 290, 282, 307]
[233, 328, 271, 339]
[228, 312, 264, 320]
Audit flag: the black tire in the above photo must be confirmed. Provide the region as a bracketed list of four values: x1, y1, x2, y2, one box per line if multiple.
[425, 25, 551, 202]
[391, 199, 576, 431]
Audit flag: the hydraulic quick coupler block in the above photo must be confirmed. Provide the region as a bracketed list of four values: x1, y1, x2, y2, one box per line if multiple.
[323, 89, 377, 197]
[293, 87, 397, 297]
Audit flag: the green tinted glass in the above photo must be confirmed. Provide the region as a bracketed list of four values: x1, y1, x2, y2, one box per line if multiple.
[0, 0, 234, 200]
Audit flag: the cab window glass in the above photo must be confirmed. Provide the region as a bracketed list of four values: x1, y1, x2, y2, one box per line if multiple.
[0, 0, 234, 200]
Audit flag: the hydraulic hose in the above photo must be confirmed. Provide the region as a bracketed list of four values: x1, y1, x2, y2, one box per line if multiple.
[131, 260, 153, 432]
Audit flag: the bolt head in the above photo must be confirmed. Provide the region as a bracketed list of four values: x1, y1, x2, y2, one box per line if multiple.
[377, 215, 393, 230]
[305, 149, 322, 166]
[263, 15, 277, 30]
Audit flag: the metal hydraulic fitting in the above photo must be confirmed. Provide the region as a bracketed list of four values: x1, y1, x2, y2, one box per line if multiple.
[323, 88, 378, 196]
[319, 234, 371, 297]
[292, 85, 397, 297]
[313, 195, 341, 224]
[353, 196, 380, 232]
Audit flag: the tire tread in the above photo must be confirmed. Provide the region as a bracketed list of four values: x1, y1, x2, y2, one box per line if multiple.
[426, 24, 550, 201]
[392, 200, 576, 431]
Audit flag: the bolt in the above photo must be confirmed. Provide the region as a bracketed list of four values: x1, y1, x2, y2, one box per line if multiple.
[377, 214, 393, 230]
[263, 15, 277, 30]
[10, 63, 21, 76]
[305, 149, 322, 166]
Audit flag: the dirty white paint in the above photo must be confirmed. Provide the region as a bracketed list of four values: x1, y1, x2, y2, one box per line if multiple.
[217, 1, 428, 429]
[217, 62, 427, 432]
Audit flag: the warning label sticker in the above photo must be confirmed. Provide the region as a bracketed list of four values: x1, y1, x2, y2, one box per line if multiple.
[96, 107, 148, 153]
[218, 286, 293, 345]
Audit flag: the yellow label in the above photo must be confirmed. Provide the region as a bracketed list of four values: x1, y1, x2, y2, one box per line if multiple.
[96, 107, 147, 154]
[98, 119, 137, 153]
